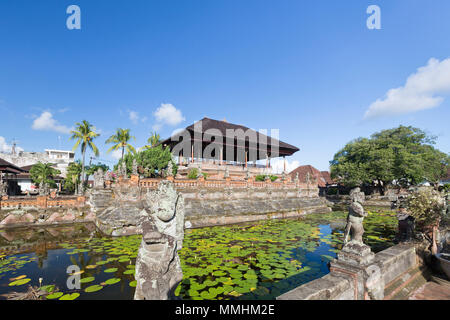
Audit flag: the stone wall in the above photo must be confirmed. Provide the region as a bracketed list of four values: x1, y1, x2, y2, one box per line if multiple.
[277, 243, 417, 300]
[90, 178, 331, 233]
[0, 195, 86, 210]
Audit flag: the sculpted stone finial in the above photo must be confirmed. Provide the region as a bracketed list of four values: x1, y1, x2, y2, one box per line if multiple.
[344, 187, 368, 245]
[132, 159, 138, 175]
[224, 166, 230, 179]
[93, 168, 105, 189]
[134, 180, 185, 300]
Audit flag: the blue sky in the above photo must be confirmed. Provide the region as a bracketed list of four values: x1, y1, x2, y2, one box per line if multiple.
[0, 0, 449, 171]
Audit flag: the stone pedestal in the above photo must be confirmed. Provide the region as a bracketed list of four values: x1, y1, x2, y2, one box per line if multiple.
[330, 242, 381, 300]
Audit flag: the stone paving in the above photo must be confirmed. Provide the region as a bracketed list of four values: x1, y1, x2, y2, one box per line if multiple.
[408, 277, 450, 300]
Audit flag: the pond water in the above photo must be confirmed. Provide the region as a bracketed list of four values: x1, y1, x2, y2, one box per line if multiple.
[0, 209, 397, 300]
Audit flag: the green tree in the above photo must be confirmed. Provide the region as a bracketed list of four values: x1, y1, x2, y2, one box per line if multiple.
[85, 162, 110, 184]
[70, 120, 100, 187]
[330, 126, 450, 194]
[106, 128, 136, 161]
[144, 131, 161, 149]
[64, 161, 82, 193]
[115, 145, 177, 178]
[30, 162, 61, 188]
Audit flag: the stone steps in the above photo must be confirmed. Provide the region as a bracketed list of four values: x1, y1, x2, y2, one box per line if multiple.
[384, 266, 429, 300]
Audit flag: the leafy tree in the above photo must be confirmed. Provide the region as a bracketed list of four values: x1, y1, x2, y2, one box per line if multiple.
[64, 161, 82, 193]
[330, 126, 449, 194]
[145, 131, 161, 149]
[86, 163, 110, 177]
[106, 128, 136, 161]
[30, 162, 61, 188]
[70, 120, 100, 187]
[115, 145, 177, 178]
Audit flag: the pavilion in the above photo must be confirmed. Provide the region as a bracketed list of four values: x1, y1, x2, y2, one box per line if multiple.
[159, 117, 299, 178]
[0, 157, 26, 196]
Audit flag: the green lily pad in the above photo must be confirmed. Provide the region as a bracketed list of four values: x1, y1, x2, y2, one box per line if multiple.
[85, 284, 103, 293]
[104, 267, 118, 273]
[129, 280, 137, 287]
[46, 292, 64, 299]
[59, 293, 80, 300]
[9, 278, 31, 286]
[104, 278, 121, 285]
[80, 277, 95, 283]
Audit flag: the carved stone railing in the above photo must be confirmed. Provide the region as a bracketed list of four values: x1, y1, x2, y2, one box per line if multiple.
[138, 177, 308, 190]
[0, 195, 86, 209]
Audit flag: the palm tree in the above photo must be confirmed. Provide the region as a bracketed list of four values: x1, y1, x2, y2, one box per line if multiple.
[70, 120, 100, 187]
[29, 162, 61, 188]
[105, 128, 136, 161]
[144, 131, 161, 149]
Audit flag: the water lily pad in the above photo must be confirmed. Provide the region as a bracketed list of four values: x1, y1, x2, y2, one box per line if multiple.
[46, 292, 64, 299]
[104, 268, 118, 273]
[9, 278, 31, 286]
[85, 284, 103, 293]
[104, 278, 121, 285]
[129, 280, 137, 287]
[123, 269, 135, 275]
[80, 276, 95, 283]
[41, 285, 55, 293]
[59, 293, 80, 300]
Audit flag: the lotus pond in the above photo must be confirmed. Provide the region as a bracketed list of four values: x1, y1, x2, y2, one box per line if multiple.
[0, 209, 398, 300]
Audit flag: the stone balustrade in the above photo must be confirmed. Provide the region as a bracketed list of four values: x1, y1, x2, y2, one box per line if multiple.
[0, 195, 86, 210]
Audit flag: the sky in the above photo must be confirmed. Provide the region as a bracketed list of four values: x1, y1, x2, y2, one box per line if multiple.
[0, 0, 449, 171]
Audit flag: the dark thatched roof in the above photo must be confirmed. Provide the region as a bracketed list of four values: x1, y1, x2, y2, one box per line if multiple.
[0, 158, 26, 174]
[160, 117, 299, 160]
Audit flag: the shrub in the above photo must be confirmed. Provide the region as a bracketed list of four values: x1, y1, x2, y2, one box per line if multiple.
[406, 188, 445, 230]
[255, 174, 278, 182]
[187, 168, 199, 180]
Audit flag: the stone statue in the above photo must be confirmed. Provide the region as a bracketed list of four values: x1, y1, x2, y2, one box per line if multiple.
[93, 168, 105, 189]
[167, 161, 174, 177]
[133, 218, 183, 300]
[132, 159, 138, 176]
[294, 172, 299, 184]
[0, 178, 7, 196]
[224, 166, 230, 179]
[281, 171, 286, 181]
[135, 180, 185, 300]
[245, 169, 250, 180]
[344, 188, 368, 245]
[305, 172, 311, 185]
[121, 161, 127, 177]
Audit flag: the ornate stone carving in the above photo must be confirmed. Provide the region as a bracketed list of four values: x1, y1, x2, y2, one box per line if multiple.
[135, 180, 185, 300]
[132, 159, 138, 175]
[167, 161, 174, 177]
[294, 172, 299, 184]
[133, 218, 183, 300]
[93, 168, 105, 189]
[121, 161, 127, 177]
[344, 188, 367, 245]
[0, 175, 7, 196]
[224, 166, 230, 179]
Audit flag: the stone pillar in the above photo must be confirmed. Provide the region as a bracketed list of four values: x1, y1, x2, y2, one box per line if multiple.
[36, 196, 47, 209]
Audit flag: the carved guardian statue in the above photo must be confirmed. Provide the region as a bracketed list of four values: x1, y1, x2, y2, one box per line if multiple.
[344, 187, 368, 245]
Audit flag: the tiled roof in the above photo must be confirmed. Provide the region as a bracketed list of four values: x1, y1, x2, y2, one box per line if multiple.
[288, 165, 329, 187]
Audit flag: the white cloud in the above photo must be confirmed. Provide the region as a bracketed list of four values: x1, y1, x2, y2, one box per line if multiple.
[153, 103, 185, 130]
[270, 158, 300, 174]
[31, 111, 72, 134]
[128, 110, 147, 124]
[111, 149, 122, 160]
[364, 57, 450, 119]
[0, 136, 24, 153]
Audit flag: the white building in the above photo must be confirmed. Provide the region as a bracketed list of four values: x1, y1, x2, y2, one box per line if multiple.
[0, 149, 75, 178]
